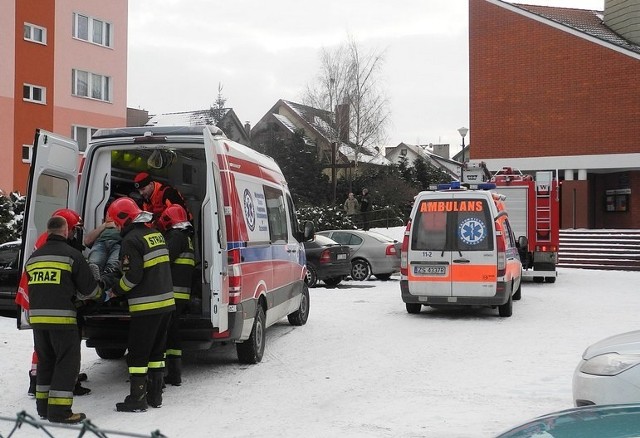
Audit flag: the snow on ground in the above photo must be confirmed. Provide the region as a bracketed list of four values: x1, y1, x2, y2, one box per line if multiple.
[1, 227, 640, 437]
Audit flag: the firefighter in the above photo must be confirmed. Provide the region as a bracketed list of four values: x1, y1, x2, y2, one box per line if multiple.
[25, 215, 103, 424]
[157, 204, 196, 386]
[108, 197, 175, 412]
[132, 172, 192, 223]
[16, 208, 91, 397]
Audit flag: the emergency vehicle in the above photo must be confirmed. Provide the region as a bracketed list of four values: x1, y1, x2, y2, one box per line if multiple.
[462, 161, 560, 283]
[400, 181, 523, 317]
[19, 126, 312, 364]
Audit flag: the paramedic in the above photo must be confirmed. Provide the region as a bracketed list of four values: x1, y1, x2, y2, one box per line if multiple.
[157, 204, 196, 386]
[25, 215, 103, 424]
[132, 172, 192, 222]
[108, 197, 175, 412]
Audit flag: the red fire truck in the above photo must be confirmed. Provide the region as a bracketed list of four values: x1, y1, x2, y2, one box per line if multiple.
[461, 161, 560, 283]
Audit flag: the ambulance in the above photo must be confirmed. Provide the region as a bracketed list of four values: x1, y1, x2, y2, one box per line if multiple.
[400, 182, 524, 317]
[19, 125, 312, 364]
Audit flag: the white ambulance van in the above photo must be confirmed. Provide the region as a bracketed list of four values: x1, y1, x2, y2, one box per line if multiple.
[400, 182, 524, 317]
[20, 126, 312, 363]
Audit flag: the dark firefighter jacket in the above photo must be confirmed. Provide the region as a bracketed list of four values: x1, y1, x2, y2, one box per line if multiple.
[113, 223, 176, 316]
[26, 234, 102, 329]
[165, 227, 196, 301]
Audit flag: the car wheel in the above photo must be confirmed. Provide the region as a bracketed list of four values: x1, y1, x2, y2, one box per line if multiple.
[498, 291, 513, 317]
[406, 303, 421, 314]
[288, 283, 310, 326]
[513, 280, 522, 301]
[305, 264, 317, 287]
[236, 306, 266, 364]
[95, 347, 126, 360]
[533, 277, 544, 283]
[323, 277, 342, 287]
[545, 276, 556, 283]
[351, 259, 371, 281]
[375, 273, 391, 281]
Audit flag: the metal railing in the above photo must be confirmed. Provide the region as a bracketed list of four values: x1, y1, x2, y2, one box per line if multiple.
[349, 207, 405, 230]
[0, 411, 166, 438]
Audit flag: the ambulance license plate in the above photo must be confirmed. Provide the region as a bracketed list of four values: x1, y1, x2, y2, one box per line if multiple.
[337, 254, 347, 260]
[414, 265, 446, 275]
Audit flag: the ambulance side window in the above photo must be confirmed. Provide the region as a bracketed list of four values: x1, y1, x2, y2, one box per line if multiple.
[503, 219, 516, 249]
[263, 186, 288, 243]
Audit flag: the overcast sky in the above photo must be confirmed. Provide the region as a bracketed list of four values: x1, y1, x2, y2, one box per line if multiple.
[127, 0, 604, 151]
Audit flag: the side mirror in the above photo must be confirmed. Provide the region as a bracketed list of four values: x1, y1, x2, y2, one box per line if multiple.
[517, 235, 528, 249]
[303, 221, 315, 241]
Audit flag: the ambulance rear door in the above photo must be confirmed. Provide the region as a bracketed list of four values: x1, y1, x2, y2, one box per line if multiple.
[202, 127, 227, 332]
[18, 130, 79, 328]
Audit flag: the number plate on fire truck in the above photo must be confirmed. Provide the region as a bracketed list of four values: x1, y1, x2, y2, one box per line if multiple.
[414, 265, 446, 275]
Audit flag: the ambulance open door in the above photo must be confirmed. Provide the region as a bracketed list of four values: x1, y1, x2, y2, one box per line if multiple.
[202, 127, 227, 332]
[18, 130, 79, 329]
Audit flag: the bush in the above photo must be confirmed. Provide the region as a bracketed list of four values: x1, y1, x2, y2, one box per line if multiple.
[296, 205, 357, 232]
[0, 191, 24, 243]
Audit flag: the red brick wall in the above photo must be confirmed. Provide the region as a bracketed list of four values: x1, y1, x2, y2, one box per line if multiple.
[469, 0, 640, 159]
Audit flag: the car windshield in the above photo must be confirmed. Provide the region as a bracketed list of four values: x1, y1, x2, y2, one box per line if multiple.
[314, 235, 339, 246]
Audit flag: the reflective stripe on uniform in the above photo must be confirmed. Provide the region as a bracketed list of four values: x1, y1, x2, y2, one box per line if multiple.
[165, 348, 181, 357]
[129, 366, 148, 374]
[129, 297, 175, 313]
[148, 360, 165, 370]
[173, 286, 191, 300]
[119, 275, 137, 292]
[26, 255, 74, 271]
[29, 309, 77, 325]
[143, 254, 170, 268]
[175, 252, 195, 266]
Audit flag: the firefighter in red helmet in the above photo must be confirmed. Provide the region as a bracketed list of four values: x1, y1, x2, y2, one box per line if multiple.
[107, 197, 175, 412]
[157, 204, 195, 386]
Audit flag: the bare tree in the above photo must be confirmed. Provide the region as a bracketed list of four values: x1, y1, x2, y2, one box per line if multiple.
[303, 36, 390, 167]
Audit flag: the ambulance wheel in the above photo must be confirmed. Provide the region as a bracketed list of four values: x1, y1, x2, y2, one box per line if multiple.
[351, 259, 371, 281]
[305, 265, 318, 287]
[237, 306, 266, 364]
[406, 303, 422, 314]
[323, 277, 342, 287]
[545, 276, 556, 283]
[288, 284, 310, 326]
[498, 294, 513, 317]
[513, 281, 522, 301]
[95, 347, 126, 360]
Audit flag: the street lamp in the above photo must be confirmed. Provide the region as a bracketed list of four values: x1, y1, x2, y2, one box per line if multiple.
[457, 127, 469, 162]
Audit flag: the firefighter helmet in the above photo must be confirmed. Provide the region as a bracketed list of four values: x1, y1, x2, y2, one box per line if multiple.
[157, 204, 190, 231]
[107, 197, 144, 228]
[51, 208, 82, 233]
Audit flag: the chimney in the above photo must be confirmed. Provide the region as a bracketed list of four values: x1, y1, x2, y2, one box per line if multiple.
[244, 121, 251, 137]
[432, 143, 450, 160]
[604, 0, 640, 45]
[335, 103, 350, 143]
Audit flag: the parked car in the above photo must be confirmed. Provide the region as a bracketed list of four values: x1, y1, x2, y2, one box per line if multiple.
[317, 230, 401, 281]
[303, 234, 351, 287]
[495, 403, 640, 437]
[0, 240, 21, 312]
[573, 330, 640, 407]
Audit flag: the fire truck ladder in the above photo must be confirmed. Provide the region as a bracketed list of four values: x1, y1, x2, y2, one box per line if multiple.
[535, 171, 553, 243]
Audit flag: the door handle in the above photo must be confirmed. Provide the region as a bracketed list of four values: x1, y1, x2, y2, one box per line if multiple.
[453, 258, 470, 263]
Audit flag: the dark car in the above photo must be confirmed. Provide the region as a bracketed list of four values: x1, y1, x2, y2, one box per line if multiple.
[0, 240, 21, 312]
[303, 234, 351, 287]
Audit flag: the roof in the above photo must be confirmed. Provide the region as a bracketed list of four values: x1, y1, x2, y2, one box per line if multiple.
[279, 100, 391, 166]
[146, 109, 230, 127]
[388, 143, 461, 178]
[511, 2, 640, 56]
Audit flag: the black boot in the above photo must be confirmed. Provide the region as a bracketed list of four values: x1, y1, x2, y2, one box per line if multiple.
[147, 371, 164, 408]
[165, 357, 182, 386]
[28, 371, 36, 397]
[116, 375, 148, 412]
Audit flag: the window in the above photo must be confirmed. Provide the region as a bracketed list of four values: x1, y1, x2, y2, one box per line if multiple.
[22, 144, 32, 163]
[23, 84, 46, 104]
[72, 126, 98, 152]
[400, 149, 408, 156]
[24, 23, 47, 44]
[263, 186, 288, 243]
[73, 13, 112, 47]
[72, 69, 111, 102]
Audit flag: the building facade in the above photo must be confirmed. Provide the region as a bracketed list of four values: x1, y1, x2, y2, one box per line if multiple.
[0, 0, 127, 194]
[470, 0, 640, 229]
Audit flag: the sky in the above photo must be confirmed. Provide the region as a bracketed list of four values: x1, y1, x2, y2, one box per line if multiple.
[126, 0, 605, 153]
[2, 226, 640, 437]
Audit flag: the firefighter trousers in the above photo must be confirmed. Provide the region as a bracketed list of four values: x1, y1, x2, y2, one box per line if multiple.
[166, 299, 188, 358]
[33, 328, 80, 420]
[127, 312, 171, 376]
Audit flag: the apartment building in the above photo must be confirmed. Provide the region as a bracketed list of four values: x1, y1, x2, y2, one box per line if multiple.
[0, 0, 127, 193]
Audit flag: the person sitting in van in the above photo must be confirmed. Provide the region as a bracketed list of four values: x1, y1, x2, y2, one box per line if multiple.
[132, 172, 193, 223]
[83, 211, 121, 289]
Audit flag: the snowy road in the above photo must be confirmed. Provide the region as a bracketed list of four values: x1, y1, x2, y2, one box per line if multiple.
[2, 268, 640, 437]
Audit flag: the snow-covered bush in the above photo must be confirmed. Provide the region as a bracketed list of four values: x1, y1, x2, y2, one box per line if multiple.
[0, 191, 24, 243]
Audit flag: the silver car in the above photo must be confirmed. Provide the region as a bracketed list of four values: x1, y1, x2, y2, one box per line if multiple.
[317, 230, 401, 281]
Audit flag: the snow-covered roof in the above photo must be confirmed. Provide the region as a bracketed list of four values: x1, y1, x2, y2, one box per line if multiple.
[146, 109, 230, 127]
